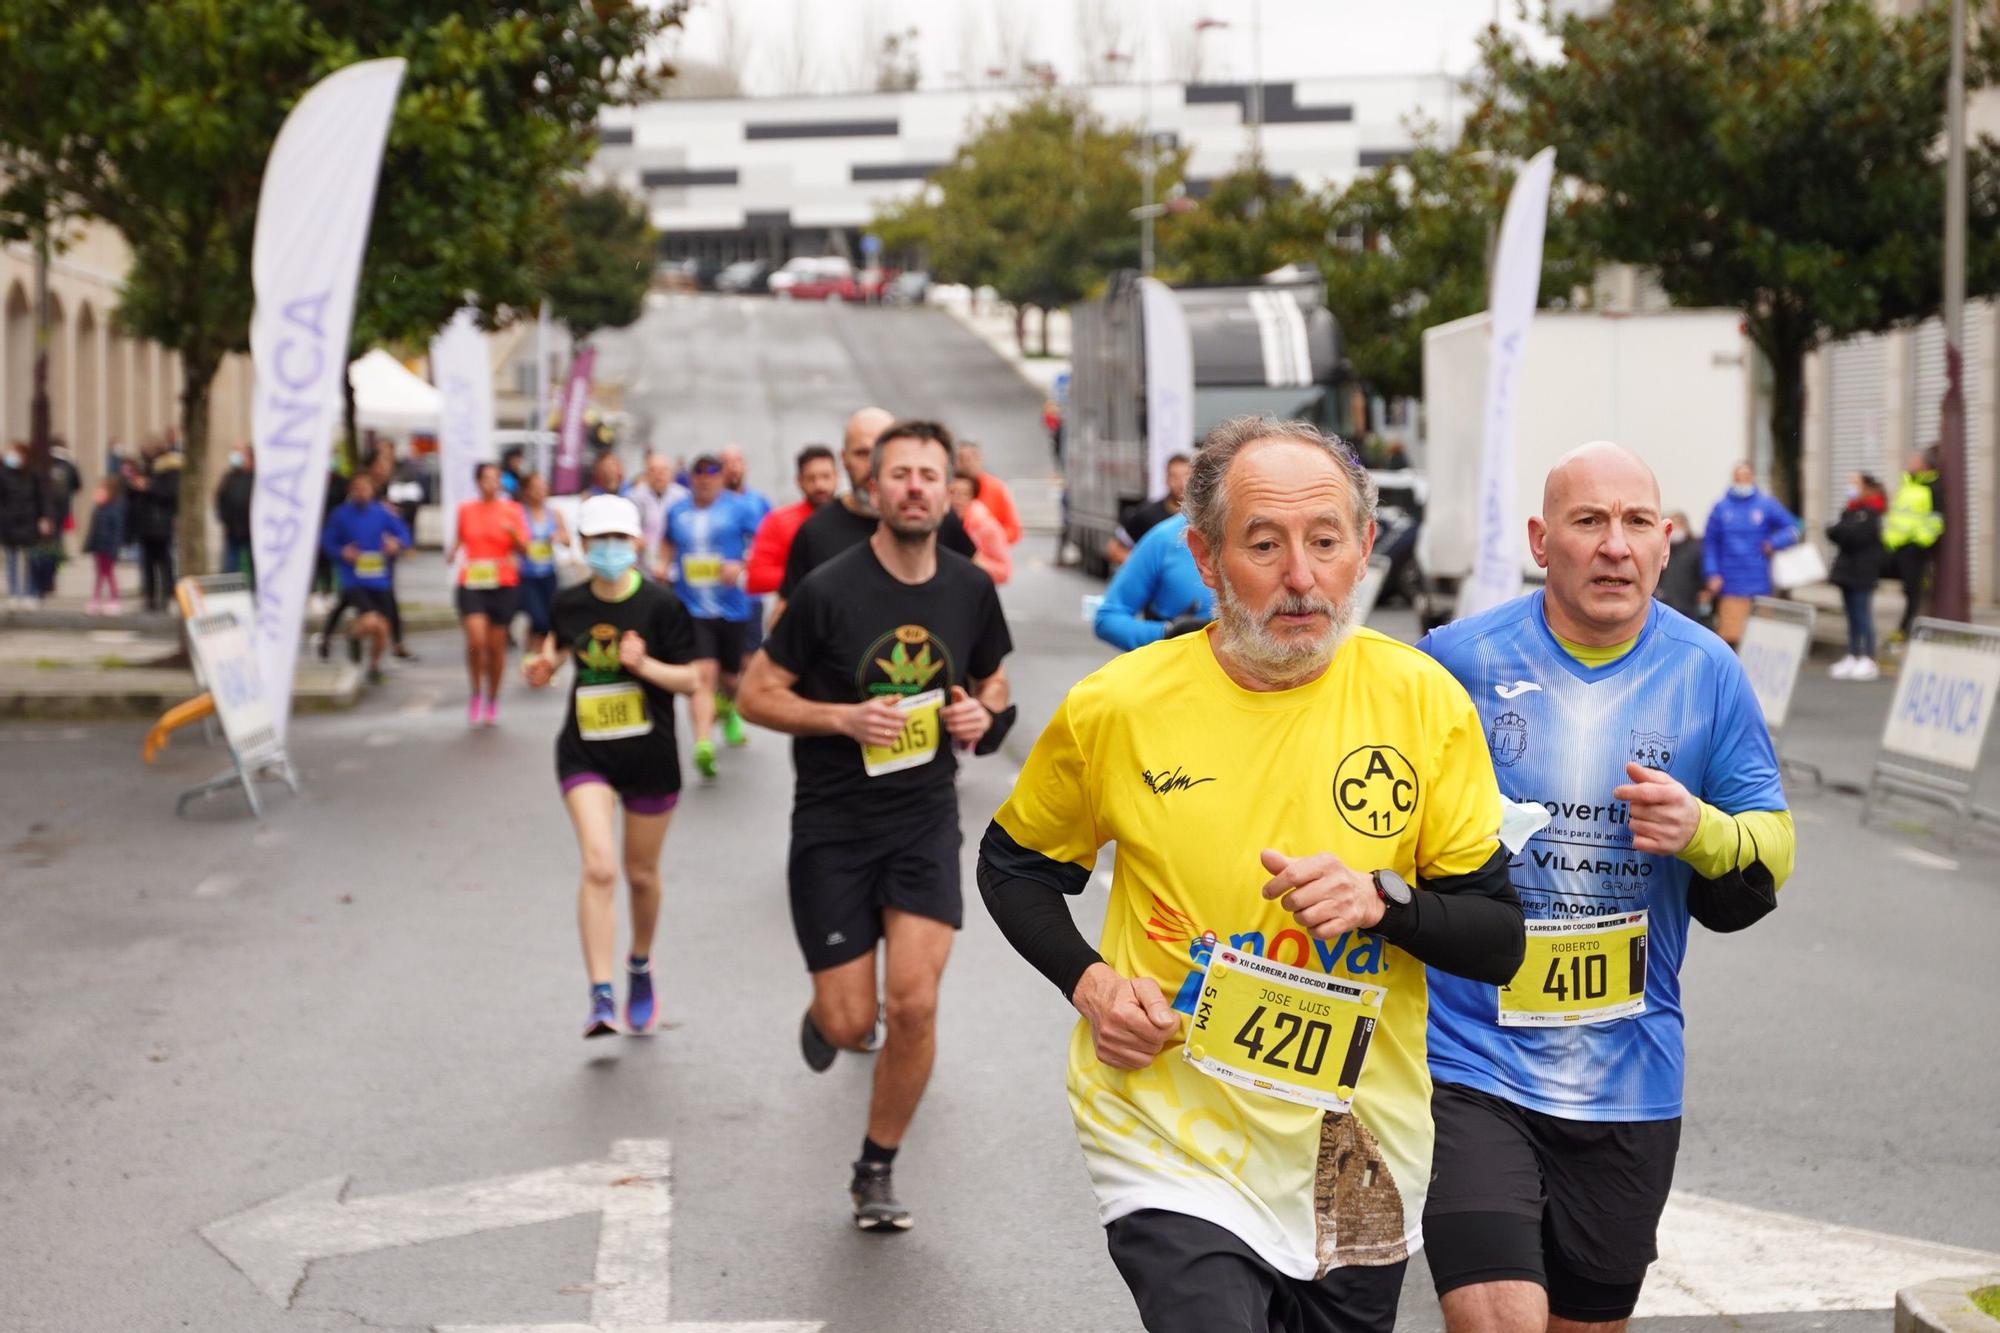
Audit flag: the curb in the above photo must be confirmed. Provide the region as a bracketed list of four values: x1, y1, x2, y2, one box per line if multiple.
[0, 665, 363, 721]
[1898, 1275, 2000, 1333]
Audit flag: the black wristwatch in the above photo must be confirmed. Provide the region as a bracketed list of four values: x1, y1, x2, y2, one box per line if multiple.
[1371, 868, 1412, 906]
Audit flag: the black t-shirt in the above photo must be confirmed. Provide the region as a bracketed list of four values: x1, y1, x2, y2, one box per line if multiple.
[764, 542, 1013, 838]
[550, 576, 696, 792]
[778, 500, 977, 599]
[1115, 498, 1175, 547]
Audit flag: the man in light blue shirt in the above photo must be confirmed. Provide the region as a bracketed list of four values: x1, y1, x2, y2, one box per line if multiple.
[1092, 512, 1213, 651]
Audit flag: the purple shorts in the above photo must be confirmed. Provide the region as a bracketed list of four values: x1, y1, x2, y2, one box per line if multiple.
[559, 772, 680, 815]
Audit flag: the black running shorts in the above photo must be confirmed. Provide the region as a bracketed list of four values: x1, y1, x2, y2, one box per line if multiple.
[689, 616, 746, 674]
[1423, 1080, 1681, 1323]
[456, 585, 520, 624]
[787, 821, 962, 972]
[344, 586, 397, 621]
[1106, 1208, 1405, 1333]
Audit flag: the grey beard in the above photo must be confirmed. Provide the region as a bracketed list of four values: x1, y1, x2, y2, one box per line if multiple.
[1213, 571, 1362, 688]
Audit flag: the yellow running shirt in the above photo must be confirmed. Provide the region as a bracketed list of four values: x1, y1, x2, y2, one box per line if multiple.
[993, 626, 1504, 1278]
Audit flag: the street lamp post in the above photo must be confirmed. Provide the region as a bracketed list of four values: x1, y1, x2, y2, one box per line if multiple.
[1936, 0, 1971, 620]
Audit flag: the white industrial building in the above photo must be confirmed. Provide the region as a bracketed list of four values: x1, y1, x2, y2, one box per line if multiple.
[593, 75, 1464, 264]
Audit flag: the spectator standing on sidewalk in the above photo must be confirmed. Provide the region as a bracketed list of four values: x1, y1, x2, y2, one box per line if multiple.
[1, 441, 52, 607]
[123, 435, 184, 611]
[1653, 510, 1708, 623]
[82, 478, 125, 614]
[1882, 448, 1944, 644]
[1700, 462, 1800, 645]
[215, 445, 255, 578]
[46, 440, 81, 539]
[1826, 472, 1887, 680]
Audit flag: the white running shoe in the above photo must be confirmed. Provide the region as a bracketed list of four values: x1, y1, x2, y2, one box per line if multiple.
[1830, 656, 1857, 679]
[1851, 657, 1880, 681]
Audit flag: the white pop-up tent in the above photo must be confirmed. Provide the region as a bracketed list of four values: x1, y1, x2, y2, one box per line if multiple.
[348, 348, 442, 433]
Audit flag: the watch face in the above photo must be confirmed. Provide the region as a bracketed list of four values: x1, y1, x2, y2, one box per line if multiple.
[1375, 869, 1412, 904]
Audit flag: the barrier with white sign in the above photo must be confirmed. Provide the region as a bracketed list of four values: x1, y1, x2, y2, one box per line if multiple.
[1738, 597, 1819, 788]
[1863, 617, 2000, 845]
[175, 574, 300, 818]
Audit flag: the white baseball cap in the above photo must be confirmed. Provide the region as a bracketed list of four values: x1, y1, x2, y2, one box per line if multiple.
[577, 493, 642, 539]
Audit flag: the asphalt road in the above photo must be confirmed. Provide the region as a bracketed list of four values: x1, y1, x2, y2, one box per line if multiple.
[3, 297, 1997, 1333]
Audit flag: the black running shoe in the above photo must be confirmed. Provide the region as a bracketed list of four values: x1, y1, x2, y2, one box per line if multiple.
[347, 636, 362, 665]
[393, 644, 417, 661]
[800, 1008, 837, 1072]
[849, 1161, 912, 1233]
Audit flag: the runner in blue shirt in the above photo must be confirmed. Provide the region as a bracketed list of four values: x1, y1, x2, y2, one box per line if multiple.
[720, 443, 775, 655]
[1416, 442, 1795, 1330]
[1092, 512, 1213, 651]
[319, 472, 412, 682]
[664, 453, 765, 777]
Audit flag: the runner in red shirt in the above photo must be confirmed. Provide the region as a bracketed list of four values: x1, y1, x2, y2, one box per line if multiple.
[955, 441, 1022, 545]
[449, 461, 531, 726]
[746, 444, 840, 596]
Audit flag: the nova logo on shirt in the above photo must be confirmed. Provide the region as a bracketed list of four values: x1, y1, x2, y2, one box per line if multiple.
[1145, 895, 1390, 1016]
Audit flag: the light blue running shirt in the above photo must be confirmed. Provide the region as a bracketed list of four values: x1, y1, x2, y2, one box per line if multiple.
[1417, 592, 1785, 1121]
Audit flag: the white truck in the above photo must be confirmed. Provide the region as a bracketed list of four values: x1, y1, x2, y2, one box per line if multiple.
[1415, 308, 1759, 626]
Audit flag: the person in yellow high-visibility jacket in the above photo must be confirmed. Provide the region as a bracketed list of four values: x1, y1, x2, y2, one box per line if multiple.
[1881, 449, 1944, 639]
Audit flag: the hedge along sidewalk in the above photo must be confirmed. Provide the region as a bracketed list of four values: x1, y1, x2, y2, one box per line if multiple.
[1897, 1273, 2000, 1333]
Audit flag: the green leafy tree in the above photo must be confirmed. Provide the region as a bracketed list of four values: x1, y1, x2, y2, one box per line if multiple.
[871, 93, 1186, 351]
[1157, 164, 1330, 285]
[541, 182, 657, 343]
[1319, 131, 1592, 403]
[0, 2, 677, 576]
[1484, 0, 2000, 504]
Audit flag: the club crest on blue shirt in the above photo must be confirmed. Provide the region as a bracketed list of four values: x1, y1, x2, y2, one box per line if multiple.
[1629, 730, 1678, 769]
[1489, 710, 1528, 767]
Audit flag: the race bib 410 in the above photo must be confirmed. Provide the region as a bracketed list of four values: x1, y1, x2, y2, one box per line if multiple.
[1498, 909, 1647, 1027]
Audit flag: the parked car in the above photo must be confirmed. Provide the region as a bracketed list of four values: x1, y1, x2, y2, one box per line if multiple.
[768, 255, 852, 298]
[884, 269, 931, 305]
[715, 258, 772, 294]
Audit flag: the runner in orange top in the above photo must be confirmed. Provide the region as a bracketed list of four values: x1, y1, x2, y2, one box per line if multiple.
[449, 461, 531, 726]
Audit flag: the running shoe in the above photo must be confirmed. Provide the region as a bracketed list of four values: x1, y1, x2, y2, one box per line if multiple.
[583, 989, 618, 1039]
[718, 693, 747, 747]
[626, 965, 657, 1035]
[467, 697, 483, 727]
[393, 644, 417, 661]
[317, 637, 331, 661]
[858, 1003, 886, 1053]
[800, 1008, 837, 1072]
[484, 697, 499, 726]
[694, 737, 718, 778]
[849, 1161, 913, 1233]
[347, 636, 362, 665]
[366, 667, 385, 686]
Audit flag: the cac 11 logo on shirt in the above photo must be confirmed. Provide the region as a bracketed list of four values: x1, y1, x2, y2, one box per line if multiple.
[1333, 745, 1419, 837]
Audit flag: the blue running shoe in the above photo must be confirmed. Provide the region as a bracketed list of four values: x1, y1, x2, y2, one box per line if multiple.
[583, 987, 618, 1039]
[626, 965, 657, 1036]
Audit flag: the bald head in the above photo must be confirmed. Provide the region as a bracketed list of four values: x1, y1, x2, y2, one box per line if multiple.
[841, 406, 896, 492]
[1531, 440, 1669, 646]
[845, 408, 895, 455]
[1543, 441, 1660, 520]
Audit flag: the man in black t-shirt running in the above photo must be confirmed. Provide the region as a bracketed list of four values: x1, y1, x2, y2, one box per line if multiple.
[775, 406, 979, 614]
[740, 419, 1016, 1234]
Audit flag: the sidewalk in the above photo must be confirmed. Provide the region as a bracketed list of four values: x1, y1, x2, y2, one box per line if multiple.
[932, 285, 1071, 398]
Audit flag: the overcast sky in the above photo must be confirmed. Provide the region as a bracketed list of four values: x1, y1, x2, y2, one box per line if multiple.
[667, 0, 1563, 97]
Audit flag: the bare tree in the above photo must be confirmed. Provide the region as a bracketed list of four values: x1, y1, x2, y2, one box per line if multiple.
[763, 0, 818, 94]
[1164, 1, 1205, 84]
[710, 0, 757, 92]
[1075, 0, 1132, 83]
[989, 0, 1033, 83]
[955, 6, 987, 87]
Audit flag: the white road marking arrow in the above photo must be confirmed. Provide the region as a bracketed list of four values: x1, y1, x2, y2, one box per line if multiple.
[1640, 1190, 2000, 1317]
[201, 1138, 821, 1332]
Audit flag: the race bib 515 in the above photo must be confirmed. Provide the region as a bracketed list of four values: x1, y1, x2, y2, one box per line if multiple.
[861, 688, 944, 777]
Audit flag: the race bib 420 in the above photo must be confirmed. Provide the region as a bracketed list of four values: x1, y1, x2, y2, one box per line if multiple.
[1498, 909, 1647, 1027]
[1185, 946, 1386, 1113]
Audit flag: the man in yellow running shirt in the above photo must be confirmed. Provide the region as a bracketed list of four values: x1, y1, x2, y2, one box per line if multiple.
[978, 416, 1527, 1333]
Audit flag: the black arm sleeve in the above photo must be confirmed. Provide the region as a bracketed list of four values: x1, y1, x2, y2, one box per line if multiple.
[1369, 847, 1525, 986]
[976, 821, 1101, 999]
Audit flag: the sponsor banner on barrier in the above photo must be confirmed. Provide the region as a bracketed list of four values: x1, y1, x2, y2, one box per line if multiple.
[1738, 611, 1811, 730]
[188, 607, 283, 769]
[1880, 636, 2000, 772]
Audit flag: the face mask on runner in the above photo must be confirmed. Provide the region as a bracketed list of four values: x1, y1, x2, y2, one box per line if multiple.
[586, 540, 637, 580]
[1731, 483, 1755, 498]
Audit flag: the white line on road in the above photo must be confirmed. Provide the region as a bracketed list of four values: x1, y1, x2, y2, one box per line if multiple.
[1640, 1190, 2000, 1317]
[202, 1139, 823, 1332]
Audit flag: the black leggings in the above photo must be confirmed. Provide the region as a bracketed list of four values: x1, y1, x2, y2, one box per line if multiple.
[139, 537, 175, 609]
[1896, 546, 1933, 636]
